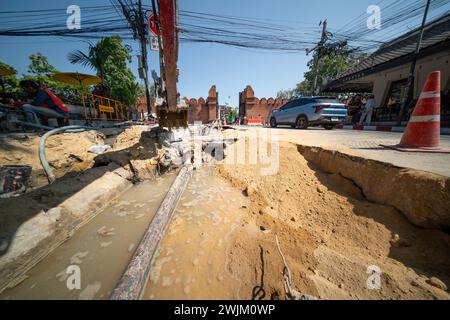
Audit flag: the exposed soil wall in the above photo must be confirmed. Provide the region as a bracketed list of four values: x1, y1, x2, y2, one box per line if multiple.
[217, 141, 450, 300]
[297, 145, 450, 230]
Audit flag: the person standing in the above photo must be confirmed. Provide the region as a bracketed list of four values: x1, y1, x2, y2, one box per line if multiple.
[359, 94, 376, 126]
[349, 94, 363, 124]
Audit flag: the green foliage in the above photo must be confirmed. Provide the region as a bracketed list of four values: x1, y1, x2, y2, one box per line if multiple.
[68, 36, 140, 106]
[0, 61, 19, 96]
[28, 53, 56, 77]
[1, 56, 80, 103]
[24, 53, 81, 104]
[276, 89, 296, 100]
[278, 46, 367, 97]
[302, 50, 365, 93]
[68, 41, 110, 80]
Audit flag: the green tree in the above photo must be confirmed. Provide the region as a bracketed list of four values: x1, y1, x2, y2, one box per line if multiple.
[301, 49, 365, 94]
[0, 61, 19, 97]
[68, 36, 139, 106]
[25, 53, 80, 104]
[276, 89, 296, 100]
[278, 47, 367, 97]
[28, 53, 57, 78]
[68, 42, 108, 79]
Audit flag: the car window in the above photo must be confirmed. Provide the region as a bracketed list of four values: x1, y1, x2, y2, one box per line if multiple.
[298, 98, 312, 106]
[313, 98, 339, 104]
[287, 100, 302, 109]
[280, 101, 293, 110]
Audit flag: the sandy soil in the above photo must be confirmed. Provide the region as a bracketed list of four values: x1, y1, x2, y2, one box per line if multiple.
[0, 131, 106, 191]
[216, 140, 450, 300]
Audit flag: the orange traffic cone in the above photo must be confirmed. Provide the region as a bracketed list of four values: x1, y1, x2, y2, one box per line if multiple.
[382, 71, 450, 153]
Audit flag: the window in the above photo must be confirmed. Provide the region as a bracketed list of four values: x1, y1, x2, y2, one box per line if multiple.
[280, 101, 294, 110]
[290, 98, 310, 108]
[288, 100, 302, 108]
[377, 79, 408, 121]
[384, 79, 408, 108]
[312, 98, 339, 104]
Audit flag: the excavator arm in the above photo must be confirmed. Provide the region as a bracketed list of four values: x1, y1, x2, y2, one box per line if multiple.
[155, 0, 187, 128]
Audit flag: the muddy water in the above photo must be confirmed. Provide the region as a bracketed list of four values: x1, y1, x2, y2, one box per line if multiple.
[143, 166, 250, 300]
[0, 172, 177, 300]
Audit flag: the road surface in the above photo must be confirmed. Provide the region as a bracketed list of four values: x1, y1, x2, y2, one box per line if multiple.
[242, 126, 450, 177]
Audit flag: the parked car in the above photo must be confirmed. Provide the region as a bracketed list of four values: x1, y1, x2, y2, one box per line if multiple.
[269, 96, 348, 130]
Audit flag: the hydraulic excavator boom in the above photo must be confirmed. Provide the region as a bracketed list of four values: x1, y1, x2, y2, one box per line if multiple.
[155, 0, 187, 128]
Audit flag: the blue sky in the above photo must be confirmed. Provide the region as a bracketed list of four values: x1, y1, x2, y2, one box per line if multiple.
[0, 0, 439, 106]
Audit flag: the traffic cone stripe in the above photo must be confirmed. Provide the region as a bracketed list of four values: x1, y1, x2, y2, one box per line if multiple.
[409, 115, 441, 123]
[380, 70, 450, 153]
[419, 91, 440, 99]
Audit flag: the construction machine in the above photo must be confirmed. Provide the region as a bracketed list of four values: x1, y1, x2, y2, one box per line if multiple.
[153, 0, 188, 128]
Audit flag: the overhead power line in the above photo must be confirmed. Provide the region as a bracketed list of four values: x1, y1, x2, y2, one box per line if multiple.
[0, 1, 448, 54]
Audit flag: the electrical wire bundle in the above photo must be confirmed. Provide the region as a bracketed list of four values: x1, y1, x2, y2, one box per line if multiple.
[0, 0, 448, 54]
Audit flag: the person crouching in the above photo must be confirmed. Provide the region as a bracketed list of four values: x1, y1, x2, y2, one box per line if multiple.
[19, 80, 70, 127]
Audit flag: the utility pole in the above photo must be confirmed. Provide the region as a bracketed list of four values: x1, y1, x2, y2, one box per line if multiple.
[118, 0, 152, 118]
[151, 0, 166, 97]
[311, 19, 328, 96]
[397, 0, 431, 126]
[137, 0, 152, 117]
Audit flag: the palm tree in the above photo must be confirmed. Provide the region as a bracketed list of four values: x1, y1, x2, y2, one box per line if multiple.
[67, 42, 107, 79]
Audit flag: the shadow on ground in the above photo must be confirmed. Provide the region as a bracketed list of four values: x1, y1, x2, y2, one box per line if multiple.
[0, 131, 160, 257]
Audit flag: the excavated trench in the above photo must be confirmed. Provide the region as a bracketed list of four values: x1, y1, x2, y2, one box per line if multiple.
[0, 172, 177, 300]
[213, 141, 450, 300]
[1, 131, 449, 300]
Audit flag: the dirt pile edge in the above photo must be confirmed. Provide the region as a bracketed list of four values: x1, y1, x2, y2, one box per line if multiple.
[297, 145, 450, 230]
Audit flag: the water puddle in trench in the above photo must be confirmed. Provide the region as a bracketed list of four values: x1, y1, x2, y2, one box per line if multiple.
[0, 172, 177, 300]
[143, 166, 250, 300]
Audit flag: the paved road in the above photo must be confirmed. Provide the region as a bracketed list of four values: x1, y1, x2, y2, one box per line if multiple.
[243, 126, 450, 177]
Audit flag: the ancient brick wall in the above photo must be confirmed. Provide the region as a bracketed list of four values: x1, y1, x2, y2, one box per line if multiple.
[239, 85, 288, 124]
[184, 85, 218, 124]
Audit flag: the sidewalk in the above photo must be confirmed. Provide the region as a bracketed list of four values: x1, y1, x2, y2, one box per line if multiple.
[254, 127, 450, 177]
[335, 124, 450, 135]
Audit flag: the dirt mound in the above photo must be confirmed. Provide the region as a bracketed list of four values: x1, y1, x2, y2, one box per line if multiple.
[217, 141, 450, 300]
[94, 127, 160, 176]
[0, 131, 105, 191]
[113, 126, 147, 150]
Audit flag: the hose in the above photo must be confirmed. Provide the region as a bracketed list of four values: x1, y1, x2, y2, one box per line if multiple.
[14, 120, 54, 131]
[39, 125, 93, 184]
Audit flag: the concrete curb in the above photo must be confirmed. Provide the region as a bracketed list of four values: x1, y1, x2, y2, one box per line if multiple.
[0, 166, 134, 294]
[336, 124, 450, 135]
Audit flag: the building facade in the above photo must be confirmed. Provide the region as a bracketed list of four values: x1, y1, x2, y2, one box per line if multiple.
[325, 14, 450, 127]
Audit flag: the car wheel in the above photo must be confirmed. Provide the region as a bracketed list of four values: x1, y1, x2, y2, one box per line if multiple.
[270, 117, 277, 128]
[323, 124, 334, 130]
[296, 116, 308, 130]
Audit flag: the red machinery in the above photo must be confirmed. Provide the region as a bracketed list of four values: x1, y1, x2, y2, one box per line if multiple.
[154, 0, 187, 128]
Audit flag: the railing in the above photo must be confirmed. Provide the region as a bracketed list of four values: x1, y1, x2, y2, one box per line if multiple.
[82, 93, 128, 121]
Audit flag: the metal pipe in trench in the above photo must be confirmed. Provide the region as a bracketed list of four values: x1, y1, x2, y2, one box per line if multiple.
[110, 164, 193, 300]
